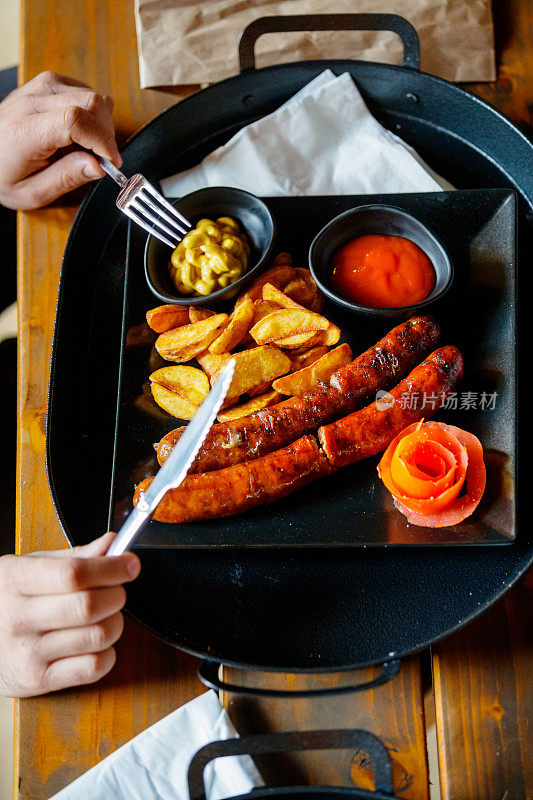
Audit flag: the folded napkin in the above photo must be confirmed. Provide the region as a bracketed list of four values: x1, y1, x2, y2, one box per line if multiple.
[161, 70, 453, 198]
[50, 690, 263, 800]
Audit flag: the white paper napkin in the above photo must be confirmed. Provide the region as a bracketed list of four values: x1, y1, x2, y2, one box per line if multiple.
[49, 690, 263, 800]
[161, 70, 453, 198]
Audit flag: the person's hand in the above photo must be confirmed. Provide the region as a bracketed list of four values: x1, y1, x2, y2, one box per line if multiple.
[0, 532, 140, 698]
[0, 71, 122, 210]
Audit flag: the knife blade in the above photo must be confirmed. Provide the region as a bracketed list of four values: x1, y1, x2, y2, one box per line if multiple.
[107, 358, 235, 556]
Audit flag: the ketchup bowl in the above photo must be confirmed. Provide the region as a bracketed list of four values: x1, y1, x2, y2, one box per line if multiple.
[309, 204, 453, 318]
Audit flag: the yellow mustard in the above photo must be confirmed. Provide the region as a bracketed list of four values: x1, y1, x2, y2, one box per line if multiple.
[169, 216, 251, 296]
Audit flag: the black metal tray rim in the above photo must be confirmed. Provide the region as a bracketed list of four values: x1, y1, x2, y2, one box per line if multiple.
[124, 547, 532, 672]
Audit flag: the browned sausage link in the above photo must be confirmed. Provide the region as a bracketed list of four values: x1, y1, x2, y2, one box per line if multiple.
[156, 315, 440, 472]
[135, 436, 331, 523]
[318, 345, 464, 469]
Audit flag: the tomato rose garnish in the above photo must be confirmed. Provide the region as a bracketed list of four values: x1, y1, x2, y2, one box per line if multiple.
[377, 421, 486, 528]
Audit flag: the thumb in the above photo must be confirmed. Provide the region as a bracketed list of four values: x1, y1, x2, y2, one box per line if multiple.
[73, 531, 118, 558]
[30, 532, 117, 559]
[17, 152, 105, 208]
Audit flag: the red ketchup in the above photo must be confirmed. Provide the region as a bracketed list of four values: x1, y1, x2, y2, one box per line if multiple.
[331, 234, 436, 308]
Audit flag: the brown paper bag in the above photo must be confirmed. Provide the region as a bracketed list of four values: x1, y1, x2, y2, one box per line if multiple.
[134, 0, 495, 89]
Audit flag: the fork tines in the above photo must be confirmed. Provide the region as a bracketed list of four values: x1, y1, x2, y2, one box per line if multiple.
[118, 176, 192, 248]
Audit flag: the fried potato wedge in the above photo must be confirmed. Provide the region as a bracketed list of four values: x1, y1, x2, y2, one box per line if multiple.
[282, 278, 314, 307]
[155, 313, 228, 362]
[241, 299, 282, 344]
[247, 379, 275, 397]
[209, 297, 254, 354]
[226, 345, 291, 400]
[150, 385, 199, 420]
[273, 343, 353, 396]
[217, 390, 280, 422]
[290, 345, 330, 371]
[149, 365, 210, 419]
[289, 332, 329, 355]
[261, 282, 301, 310]
[250, 309, 329, 346]
[260, 285, 337, 346]
[294, 268, 325, 312]
[320, 323, 341, 346]
[288, 326, 341, 351]
[272, 332, 321, 350]
[189, 307, 216, 323]
[196, 350, 231, 379]
[235, 265, 296, 309]
[146, 304, 190, 333]
[252, 299, 282, 324]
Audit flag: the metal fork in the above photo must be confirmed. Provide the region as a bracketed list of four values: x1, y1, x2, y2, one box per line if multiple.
[98, 157, 191, 248]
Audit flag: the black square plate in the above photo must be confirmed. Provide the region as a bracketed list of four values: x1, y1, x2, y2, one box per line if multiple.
[109, 189, 516, 547]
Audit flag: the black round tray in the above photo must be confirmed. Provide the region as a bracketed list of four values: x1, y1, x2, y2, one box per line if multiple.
[46, 14, 532, 676]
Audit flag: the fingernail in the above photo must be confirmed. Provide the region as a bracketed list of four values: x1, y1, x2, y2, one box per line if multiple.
[125, 553, 141, 577]
[83, 164, 103, 180]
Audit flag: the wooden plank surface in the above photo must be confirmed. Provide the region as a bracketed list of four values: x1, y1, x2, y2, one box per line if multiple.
[433, 572, 532, 800]
[16, 1, 204, 797]
[433, 0, 533, 796]
[224, 660, 429, 799]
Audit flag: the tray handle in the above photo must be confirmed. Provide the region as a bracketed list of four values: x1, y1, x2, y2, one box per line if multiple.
[238, 13, 420, 73]
[188, 729, 393, 800]
[198, 658, 400, 698]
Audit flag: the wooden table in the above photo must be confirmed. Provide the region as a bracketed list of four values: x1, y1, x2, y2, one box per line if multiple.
[15, 0, 531, 797]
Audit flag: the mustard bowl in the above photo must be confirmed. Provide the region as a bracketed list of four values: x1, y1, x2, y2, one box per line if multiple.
[145, 186, 276, 306]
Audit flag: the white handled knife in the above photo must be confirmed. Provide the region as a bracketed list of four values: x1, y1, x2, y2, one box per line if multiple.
[107, 358, 235, 556]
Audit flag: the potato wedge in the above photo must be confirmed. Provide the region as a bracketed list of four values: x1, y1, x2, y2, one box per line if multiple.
[259, 286, 339, 346]
[150, 384, 199, 420]
[247, 379, 275, 397]
[250, 309, 329, 346]
[189, 307, 216, 323]
[262, 282, 302, 310]
[252, 299, 282, 324]
[196, 350, 231, 379]
[289, 332, 329, 355]
[241, 299, 283, 346]
[150, 365, 210, 404]
[149, 365, 210, 419]
[234, 265, 296, 309]
[288, 325, 341, 350]
[225, 345, 291, 400]
[273, 343, 353, 396]
[217, 390, 280, 422]
[146, 305, 190, 333]
[155, 313, 228, 362]
[272, 332, 322, 350]
[320, 323, 341, 346]
[294, 268, 325, 312]
[209, 297, 254, 354]
[290, 345, 330, 371]
[282, 278, 315, 307]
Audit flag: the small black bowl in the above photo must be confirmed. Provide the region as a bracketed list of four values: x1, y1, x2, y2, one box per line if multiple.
[309, 204, 453, 318]
[145, 186, 276, 305]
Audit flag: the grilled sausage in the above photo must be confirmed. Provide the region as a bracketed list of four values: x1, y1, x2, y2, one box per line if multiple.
[156, 315, 440, 472]
[134, 435, 331, 523]
[318, 345, 464, 469]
